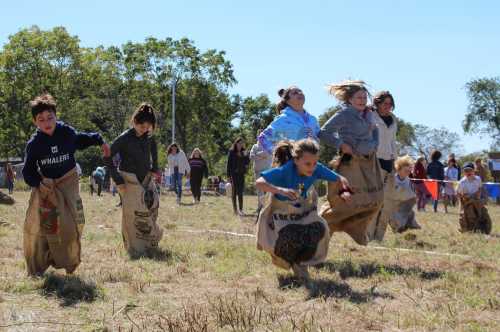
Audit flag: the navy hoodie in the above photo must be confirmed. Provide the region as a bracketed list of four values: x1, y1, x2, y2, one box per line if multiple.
[22, 122, 104, 187]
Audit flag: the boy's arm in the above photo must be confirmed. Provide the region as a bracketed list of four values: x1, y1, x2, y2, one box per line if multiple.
[22, 143, 42, 188]
[75, 130, 105, 150]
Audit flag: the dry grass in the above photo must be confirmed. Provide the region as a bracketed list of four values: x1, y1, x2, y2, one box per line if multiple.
[0, 190, 499, 331]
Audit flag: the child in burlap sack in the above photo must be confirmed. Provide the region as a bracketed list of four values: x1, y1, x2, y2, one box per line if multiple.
[318, 80, 384, 245]
[385, 156, 421, 234]
[106, 103, 163, 257]
[457, 163, 492, 234]
[255, 139, 351, 283]
[22, 94, 110, 276]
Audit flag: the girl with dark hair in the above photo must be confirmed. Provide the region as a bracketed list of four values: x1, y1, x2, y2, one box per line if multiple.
[106, 103, 163, 257]
[258, 86, 320, 155]
[167, 143, 190, 205]
[427, 150, 445, 213]
[226, 137, 250, 215]
[372, 91, 397, 174]
[256, 138, 350, 282]
[412, 156, 429, 211]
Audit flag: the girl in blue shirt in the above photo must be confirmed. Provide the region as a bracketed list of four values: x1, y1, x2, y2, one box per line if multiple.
[256, 139, 350, 282]
[258, 86, 320, 155]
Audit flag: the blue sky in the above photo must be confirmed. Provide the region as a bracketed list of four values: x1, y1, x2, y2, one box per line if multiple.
[1, 0, 498, 153]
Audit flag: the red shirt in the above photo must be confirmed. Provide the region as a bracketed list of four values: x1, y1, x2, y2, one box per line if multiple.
[411, 162, 427, 183]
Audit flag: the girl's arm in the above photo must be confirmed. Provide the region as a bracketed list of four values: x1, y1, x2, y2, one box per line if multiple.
[255, 176, 298, 200]
[226, 152, 233, 179]
[150, 137, 159, 173]
[318, 113, 344, 149]
[104, 137, 125, 186]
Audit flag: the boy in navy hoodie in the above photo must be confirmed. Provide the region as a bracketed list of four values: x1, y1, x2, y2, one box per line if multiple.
[22, 94, 110, 276]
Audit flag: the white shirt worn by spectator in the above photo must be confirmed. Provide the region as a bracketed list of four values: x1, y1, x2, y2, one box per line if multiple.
[457, 176, 482, 196]
[249, 142, 272, 174]
[167, 150, 190, 176]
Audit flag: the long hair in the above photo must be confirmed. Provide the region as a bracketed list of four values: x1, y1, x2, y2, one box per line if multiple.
[372, 90, 395, 111]
[326, 80, 370, 104]
[167, 143, 180, 156]
[276, 86, 301, 114]
[190, 148, 203, 159]
[273, 139, 320, 167]
[230, 137, 245, 153]
[130, 102, 157, 130]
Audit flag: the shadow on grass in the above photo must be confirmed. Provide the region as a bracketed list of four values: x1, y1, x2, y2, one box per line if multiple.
[129, 246, 187, 264]
[315, 259, 444, 280]
[277, 275, 394, 303]
[40, 273, 102, 306]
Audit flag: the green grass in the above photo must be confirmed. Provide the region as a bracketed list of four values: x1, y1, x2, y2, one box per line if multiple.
[0, 190, 499, 331]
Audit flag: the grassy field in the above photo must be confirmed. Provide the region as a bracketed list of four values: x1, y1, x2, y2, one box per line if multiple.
[0, 190, 499, 331]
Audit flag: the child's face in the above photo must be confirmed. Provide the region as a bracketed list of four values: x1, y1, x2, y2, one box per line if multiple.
[33, 110, 57, 136]
[378, 97, 393, 115]
[465, 169, 475, 179]
[294, 152, 319, 177]
[287, 88, 305, 109]
[349, 90, 368, 112]
[134, 121, 152, 136]
[398, 165, 412, 178]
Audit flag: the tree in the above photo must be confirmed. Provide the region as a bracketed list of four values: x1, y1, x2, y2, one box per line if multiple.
[411, 125, 462, 159]
[237, 94, 275, 143]
[464, 77, 500, 149]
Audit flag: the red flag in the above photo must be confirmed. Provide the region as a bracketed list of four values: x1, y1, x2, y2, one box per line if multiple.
[424, 180, 439, 200]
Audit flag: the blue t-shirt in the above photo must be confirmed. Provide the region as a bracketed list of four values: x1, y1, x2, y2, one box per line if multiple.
[261, 160, 339, 200]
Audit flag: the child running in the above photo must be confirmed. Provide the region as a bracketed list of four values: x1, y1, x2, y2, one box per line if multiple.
[22, 93, 110, 276]
[255, 139, 350, 283]
[106, 103, 163, 258]
[457, 163, 491, 234]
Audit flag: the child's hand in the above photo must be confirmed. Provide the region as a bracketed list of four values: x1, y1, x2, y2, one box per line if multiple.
[39, 182, 53, 198]
[278, 188, 298, 201]
[340, 191, 352, 202]
[340, 144, 353, 155]
[117, 184, 126, 195]
[101, 143, 111, 158]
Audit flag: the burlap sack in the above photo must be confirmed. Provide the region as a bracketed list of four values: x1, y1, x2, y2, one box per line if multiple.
[459, 197, 492, 234]
[120, 171, 163, 257]
[256, 188, 330, 270]
[366, 168, 393, 241]
[320, 153, 384, 245]
[371, 174, 419, 238]
[23, 168, 85, 276]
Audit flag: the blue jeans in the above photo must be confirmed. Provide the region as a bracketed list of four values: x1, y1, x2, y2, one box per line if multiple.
[172, 171, 183, 199]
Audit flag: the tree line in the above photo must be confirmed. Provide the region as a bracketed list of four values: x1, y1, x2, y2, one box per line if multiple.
[0, 26, 497, 176]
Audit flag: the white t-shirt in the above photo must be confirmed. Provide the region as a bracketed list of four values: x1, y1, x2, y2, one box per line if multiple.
[444, 166, 459, 181]
[457, 176, 482, 195]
